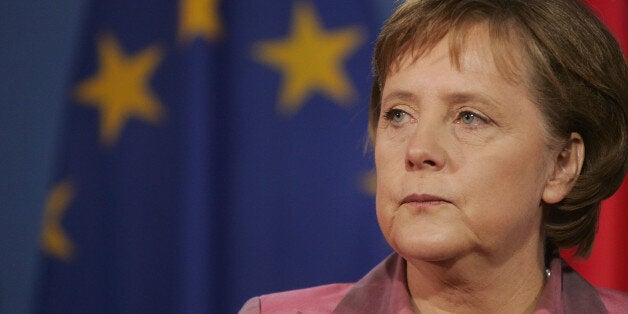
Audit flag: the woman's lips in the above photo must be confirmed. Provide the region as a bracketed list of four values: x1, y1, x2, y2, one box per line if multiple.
[401, 194, 450, 210]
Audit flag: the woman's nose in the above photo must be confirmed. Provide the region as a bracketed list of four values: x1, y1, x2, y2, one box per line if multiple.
[405, 123, 446, 171]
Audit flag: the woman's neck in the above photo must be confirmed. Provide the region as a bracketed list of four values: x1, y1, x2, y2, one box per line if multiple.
[405, 241, 546, 313]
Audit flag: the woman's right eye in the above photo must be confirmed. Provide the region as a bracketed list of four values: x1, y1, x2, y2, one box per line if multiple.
[383, 109, 411, 125]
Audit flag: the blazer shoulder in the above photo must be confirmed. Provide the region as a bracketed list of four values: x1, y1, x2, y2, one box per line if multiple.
[596, 287, 628, 314]
[240, 283, 353, 313]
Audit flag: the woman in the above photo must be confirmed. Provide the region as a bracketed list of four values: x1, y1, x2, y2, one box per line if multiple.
[241, 0, 628, 312]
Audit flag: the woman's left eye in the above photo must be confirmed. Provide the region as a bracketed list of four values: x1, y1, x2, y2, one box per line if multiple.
[383, 108, 411, 125]
[458, 111, 487, 126]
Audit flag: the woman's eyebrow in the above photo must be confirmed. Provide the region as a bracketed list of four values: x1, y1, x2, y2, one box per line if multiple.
[443, 92, 498, 108]
[381, 90, 418, 105]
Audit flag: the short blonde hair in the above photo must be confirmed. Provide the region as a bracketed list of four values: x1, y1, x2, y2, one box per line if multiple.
[370, 0, 628, 256]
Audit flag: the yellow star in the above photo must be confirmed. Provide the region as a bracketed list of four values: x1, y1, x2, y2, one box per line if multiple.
[178, 0, 222, 43]
[360, 170, 377, 195]
[74, 34, 165, 146]
[253, 1, 366, 115]
[40, 180, 75, 261]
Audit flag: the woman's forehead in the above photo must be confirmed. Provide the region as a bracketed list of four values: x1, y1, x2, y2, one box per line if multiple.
[386, 24, 530, 87]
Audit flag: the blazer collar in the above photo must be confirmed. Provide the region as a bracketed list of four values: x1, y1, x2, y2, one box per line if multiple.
[334, 253, 608, 313]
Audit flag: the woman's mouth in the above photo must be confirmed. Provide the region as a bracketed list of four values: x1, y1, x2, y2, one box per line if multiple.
[401, 194, 450, 210]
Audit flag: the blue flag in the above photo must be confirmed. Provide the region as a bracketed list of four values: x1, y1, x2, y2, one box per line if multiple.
[37, 0, 389, 312]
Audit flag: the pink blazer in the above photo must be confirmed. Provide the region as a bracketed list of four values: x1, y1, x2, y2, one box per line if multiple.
[240, 253, 628, 313]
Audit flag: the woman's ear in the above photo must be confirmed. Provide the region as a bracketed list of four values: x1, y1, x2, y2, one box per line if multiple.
[542, 132, 585, 204]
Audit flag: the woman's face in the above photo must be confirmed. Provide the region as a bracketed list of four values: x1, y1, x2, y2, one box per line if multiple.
[374, 30, 559, 263]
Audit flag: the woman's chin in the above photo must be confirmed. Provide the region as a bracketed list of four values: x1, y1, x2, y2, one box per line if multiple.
[390, 232, 473, 263]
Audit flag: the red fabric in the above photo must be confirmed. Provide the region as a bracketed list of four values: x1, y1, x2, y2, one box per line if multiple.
[584, 0, 628, 54]
[562, 0, 628, 293]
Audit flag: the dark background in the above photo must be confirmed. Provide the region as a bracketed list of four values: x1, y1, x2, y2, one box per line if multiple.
[0, 1, 394, 313]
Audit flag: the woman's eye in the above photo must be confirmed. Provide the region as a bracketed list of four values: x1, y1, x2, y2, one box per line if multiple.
[458, 111, 487, 126]
[383, 109, 410, 125]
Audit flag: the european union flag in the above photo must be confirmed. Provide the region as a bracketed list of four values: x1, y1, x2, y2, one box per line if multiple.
[36, 0, 389, 312]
